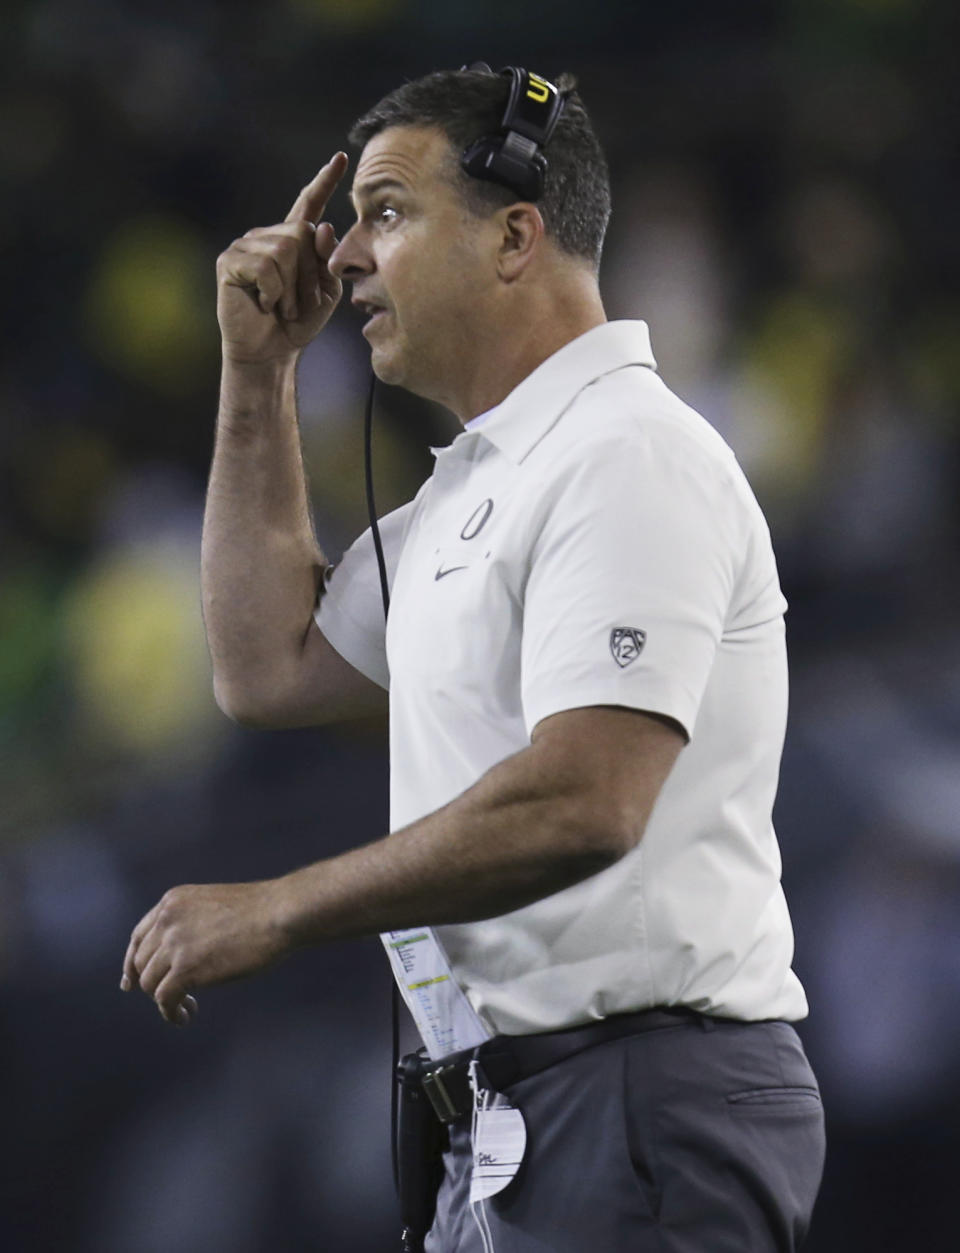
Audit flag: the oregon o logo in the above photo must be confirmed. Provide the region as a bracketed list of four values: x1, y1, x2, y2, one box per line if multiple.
[461, 498, 494, 540]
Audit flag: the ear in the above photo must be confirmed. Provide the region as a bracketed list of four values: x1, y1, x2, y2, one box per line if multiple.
[496, 203, 544, 282]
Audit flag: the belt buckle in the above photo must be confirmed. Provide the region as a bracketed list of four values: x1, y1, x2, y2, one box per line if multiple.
[422, 1063, 466, 1124]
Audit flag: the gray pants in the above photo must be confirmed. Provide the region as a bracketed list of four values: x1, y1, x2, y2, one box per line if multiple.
[425, 1017, 825, 1252]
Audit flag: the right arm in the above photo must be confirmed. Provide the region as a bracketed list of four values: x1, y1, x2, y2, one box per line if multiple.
[203, 153, 386, 727]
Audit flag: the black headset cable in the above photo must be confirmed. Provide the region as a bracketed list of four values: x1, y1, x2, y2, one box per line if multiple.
[362, 371, 403, 1198]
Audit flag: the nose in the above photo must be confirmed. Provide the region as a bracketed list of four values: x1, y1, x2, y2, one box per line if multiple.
[328, 223, 372, 281]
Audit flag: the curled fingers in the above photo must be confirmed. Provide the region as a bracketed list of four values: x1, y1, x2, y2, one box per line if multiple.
[138, 936, 199, 1026]
[153, 968, 192, 1026]
[122, 901, 159, 990]
[220, 240, 290, 317]
[236, 222, 327, 320]
[243, 221, 333, 319]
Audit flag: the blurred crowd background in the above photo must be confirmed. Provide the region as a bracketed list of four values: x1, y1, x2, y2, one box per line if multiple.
[2, 0, 958, 1249]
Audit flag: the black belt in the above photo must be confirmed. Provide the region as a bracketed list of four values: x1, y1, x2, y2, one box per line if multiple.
[421, 1005, 710, 1125]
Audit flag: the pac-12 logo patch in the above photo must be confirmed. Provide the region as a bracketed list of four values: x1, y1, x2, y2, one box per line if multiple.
[610, 627, 646, 668]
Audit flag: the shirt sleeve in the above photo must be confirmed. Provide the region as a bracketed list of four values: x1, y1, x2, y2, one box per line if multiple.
[313, 498, 417, 690]
[520, 429, 741, 740]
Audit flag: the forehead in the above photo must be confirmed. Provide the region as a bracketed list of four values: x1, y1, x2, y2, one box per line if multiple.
[351, 125, 456, 202]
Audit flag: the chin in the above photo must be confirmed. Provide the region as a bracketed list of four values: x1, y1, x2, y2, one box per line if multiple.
[372, 347, 425, 396]
[368, 341, 402, 386]
[370, 340, 438, 403]
[371, 358, 400, 387]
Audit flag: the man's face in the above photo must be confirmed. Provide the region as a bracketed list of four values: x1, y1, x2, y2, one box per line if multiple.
[329, 126, 497, 400]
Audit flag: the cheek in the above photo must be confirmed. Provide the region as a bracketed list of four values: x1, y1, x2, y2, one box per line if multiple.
[431, 250, 486, 320]
[384, 226, 486, 333]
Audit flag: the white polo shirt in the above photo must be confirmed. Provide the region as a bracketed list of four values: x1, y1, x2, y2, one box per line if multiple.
[315, 320, 808, 1034]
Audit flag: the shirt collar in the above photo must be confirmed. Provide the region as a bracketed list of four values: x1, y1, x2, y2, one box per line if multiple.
[439, 320, 657, 465]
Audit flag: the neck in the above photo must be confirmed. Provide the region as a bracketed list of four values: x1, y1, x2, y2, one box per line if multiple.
[438, 271, 607, 424]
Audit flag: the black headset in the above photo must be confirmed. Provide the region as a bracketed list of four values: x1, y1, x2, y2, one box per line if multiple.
[459, 63, 567, 202]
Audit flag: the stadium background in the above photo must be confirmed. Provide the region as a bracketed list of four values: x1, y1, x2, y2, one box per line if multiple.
[2, 0, 958, 1248]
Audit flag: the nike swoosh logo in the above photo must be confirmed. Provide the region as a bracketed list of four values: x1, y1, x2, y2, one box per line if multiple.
[435, 565, 468, 581]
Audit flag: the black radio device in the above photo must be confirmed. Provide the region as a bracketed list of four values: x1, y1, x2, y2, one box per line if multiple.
[460, 63, 566, 202]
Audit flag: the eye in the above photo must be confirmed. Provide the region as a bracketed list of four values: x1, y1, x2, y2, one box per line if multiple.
[376, 203, 399, 225]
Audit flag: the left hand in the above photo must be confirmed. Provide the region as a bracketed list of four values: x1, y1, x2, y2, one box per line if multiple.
[121, 880, 288, 1026]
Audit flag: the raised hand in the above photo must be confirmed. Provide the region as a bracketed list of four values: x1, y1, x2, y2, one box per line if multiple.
[216, 151, 349, 364]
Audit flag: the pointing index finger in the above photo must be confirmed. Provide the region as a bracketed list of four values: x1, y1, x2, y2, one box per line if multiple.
[285, 152, 349, 225]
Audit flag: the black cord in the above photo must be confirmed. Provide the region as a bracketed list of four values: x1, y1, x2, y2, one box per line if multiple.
[362, 371, 403, 1198]
[364, 371, 391, 621]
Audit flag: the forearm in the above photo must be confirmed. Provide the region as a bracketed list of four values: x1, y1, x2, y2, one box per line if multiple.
[121, 708, 682, 1024]
[202, 356, 322, 716]
[274, 737, 625, 945]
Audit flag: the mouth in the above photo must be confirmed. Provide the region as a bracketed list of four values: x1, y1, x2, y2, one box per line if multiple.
[352, 298, 389, 333]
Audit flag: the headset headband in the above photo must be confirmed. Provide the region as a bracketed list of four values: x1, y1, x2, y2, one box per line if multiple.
[459, 63, 566, 202]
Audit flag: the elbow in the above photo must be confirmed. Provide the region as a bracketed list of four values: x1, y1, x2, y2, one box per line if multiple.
[567, 793, 650, 868]
[213, 685, 262, 728]
[212, 673, 345, 730]
[212, 677, 283, 729]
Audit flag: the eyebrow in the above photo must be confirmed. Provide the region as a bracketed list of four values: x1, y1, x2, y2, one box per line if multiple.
[350, 176, 409, 209]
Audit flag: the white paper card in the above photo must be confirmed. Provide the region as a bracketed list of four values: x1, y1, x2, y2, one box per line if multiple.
[381, 928, 491, 1060]
[470, 1106, 527, 1202]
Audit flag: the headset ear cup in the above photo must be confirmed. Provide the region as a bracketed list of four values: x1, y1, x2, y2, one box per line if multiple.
[460, 139, 546, 202]
[461, 137, 499, 181]
[529, 153, 547, 200]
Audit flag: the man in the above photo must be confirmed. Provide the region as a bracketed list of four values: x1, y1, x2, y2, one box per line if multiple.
[122, 67, 825, 1251]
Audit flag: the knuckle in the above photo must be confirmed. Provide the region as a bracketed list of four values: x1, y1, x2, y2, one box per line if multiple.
[157, 889, 181, 921]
